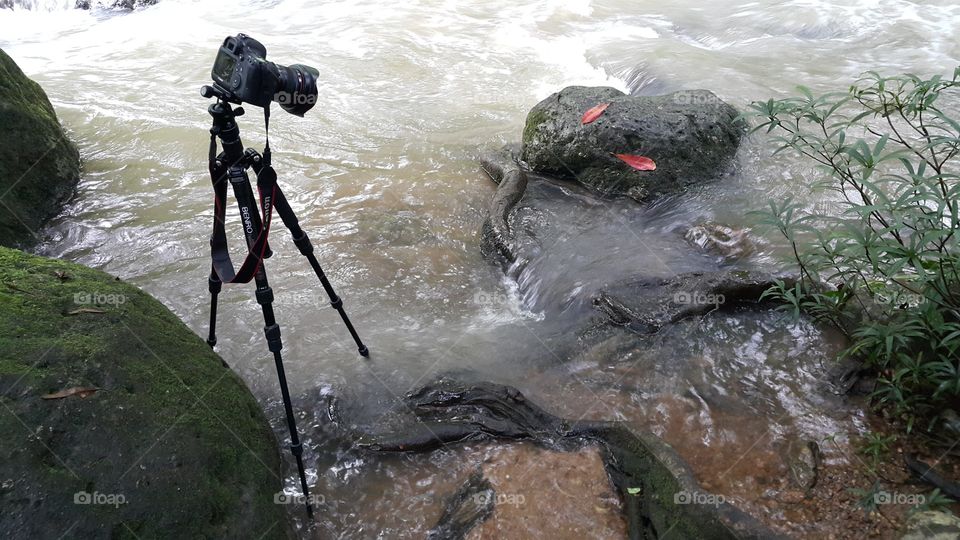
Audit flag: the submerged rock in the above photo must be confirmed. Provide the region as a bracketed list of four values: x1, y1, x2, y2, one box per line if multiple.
[593, 270, 794, 334]
[521, 86, 744, 200]
[468, 444, 627, 540]
[0, 247, 290, 539]
[349, 376, 779, 539]
[0, 49, 80, 247]
[427, 472, 495, 540]
[684, 223, 754, 261]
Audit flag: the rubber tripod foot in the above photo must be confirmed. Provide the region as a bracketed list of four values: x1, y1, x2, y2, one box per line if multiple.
[358, 345, 369, 357]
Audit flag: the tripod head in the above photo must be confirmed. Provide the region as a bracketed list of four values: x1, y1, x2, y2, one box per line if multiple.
[200, 84, 237, 103]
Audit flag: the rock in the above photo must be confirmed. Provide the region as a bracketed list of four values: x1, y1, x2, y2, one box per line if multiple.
[785, 440, 820, 492]
[685, 223, 754, 261]
[111, 0, 158, 8]
[593, 270, 795, 334]
[942, 409, 960, 439]
[468, 444, 627, 540]
[349, 375, 779, 539]
[904, 454, 960, 500]
[479, 144, 528, 264]
[0, 247, 290, 539]
[427, 472, 495, 540]
[0, 49, 80, 247]
[900, 510, 960, 540]
[521, 86, 744, 200]
[69, 0, 157, 8]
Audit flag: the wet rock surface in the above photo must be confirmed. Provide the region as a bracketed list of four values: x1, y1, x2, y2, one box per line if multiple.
[346, 375, 779, 539]
[521, 86, 744, 200]
[592, 270, 794, 335]
[427, 472, 495, 540]
[900, 510, 960, 540]
[684, 223, 754, 261]
[466, 444, 627, 540]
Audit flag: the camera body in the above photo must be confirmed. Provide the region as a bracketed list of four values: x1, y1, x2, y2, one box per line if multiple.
[210, 34, 319, 116]
[211, 34, 278, 108]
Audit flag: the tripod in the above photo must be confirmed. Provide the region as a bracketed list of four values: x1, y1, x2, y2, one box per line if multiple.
[201, 85, 369, 519]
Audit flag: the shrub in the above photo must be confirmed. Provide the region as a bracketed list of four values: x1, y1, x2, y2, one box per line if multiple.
[747, 68, 960, 431]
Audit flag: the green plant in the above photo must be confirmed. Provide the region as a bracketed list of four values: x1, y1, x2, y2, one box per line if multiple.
[913, 488, 956, 514]
[860, 432, 897, 471]
[748, 68, 960, 428]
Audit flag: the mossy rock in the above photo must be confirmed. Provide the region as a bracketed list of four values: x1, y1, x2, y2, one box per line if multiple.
[0, 247, 291, 539]
[521, 86, 744, 200]
[0, 49, 80, 247]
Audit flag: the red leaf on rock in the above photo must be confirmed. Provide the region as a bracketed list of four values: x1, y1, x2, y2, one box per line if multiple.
[614, 154, 657, 171]
[581, 103, 610, 125]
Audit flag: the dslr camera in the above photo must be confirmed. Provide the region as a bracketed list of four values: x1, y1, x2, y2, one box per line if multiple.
[210, 34, 319, 116]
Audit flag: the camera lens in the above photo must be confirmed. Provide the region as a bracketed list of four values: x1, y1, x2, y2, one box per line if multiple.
[275, 64, 319, 117]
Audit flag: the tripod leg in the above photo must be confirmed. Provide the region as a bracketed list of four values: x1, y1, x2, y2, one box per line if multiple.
[292, 231, 369, 357]
[206, 269, 222, 348]
[271, 193, 369, 356]
[254, 270, 315, 520]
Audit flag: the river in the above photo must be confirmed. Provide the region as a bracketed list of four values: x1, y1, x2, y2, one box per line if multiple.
[2, 0, 958, 537]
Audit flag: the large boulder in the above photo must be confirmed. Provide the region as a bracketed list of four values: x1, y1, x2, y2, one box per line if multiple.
[0, 49, 80, 247]
[521, 86, 744, 200]
[0, 247, 291, 539]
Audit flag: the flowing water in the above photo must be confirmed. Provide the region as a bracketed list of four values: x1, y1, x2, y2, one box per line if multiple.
[3, 0, 959, 537]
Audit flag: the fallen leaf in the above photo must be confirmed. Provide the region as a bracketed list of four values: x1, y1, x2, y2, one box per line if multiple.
[613, 154, 657, 171]
[626, 487, 642, 495]
[4, 283, 36, 296]
[66, 308, 106, 316]
[42, 387, 99, 400]
[581, 103, 610, 125]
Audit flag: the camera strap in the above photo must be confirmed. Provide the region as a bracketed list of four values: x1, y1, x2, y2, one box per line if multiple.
[207, 106, 279, 284]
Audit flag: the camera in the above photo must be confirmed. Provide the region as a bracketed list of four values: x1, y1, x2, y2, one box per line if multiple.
[210, 33, 319, 117]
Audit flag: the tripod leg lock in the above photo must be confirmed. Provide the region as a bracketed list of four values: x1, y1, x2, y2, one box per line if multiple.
[330, 296, 343, 310]
[264, 323, 283, 352]
[208, 276, 222, 294]
[255, 286, 274, 306]
[292, 231, 314, 256]
[290, 442, 303, 457]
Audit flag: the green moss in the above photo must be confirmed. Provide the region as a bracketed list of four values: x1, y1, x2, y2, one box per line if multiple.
[0, 48, 80, 247]
[0, 247, 291, 539]
[522, 107, 550, 146]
